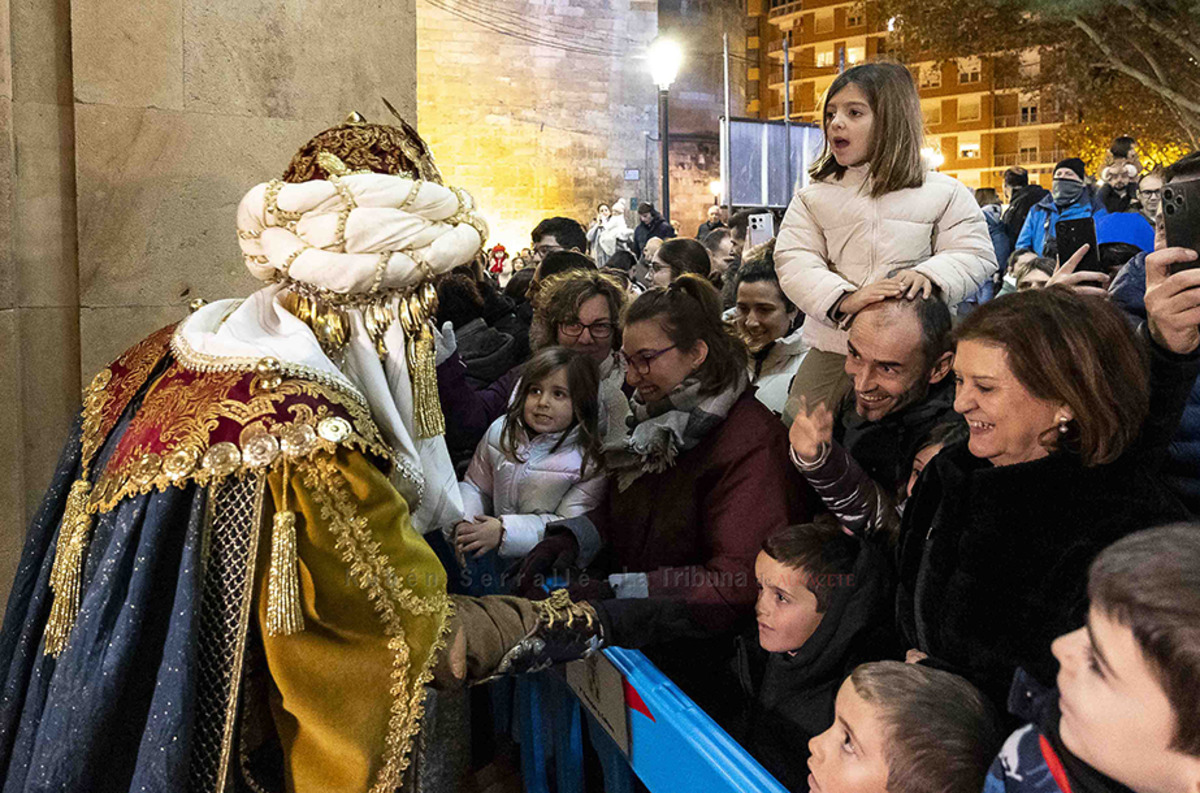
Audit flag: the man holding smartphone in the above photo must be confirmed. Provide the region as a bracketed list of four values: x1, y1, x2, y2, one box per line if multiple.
[1016, 157, 1103, 256]
[1109, 151, 1200, 513]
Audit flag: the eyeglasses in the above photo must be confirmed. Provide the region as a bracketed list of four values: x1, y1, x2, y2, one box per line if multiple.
[618, 345, 677, 375]
[559, 320, 615, 340]
[1139, 188, 1162, 199]
[532, 244, 563, 258]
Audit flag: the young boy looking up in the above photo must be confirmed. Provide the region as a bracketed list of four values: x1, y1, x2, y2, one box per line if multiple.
[986, 524, 1200, 793]
[809, 662, 1003, 793]
[735, 519, 897, 792]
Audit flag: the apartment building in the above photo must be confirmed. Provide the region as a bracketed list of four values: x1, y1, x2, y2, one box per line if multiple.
[744, 0, 1067, 190]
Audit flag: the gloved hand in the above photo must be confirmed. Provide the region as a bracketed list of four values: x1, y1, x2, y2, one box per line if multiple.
[508, 531, 580, 598]
[433, 320, 457, 366]
[563, 571, 615, 603]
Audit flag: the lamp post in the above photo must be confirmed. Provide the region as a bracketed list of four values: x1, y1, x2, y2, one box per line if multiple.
[648, 37, 682, 223]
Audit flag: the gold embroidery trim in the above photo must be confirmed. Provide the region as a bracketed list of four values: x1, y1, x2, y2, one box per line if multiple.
[299, 455, 452, 792]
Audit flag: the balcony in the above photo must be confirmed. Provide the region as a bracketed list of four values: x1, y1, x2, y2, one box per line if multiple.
[992, 109, 1065, 128]
[767, 0, 804, 18]
[992, 149, 1068, 167]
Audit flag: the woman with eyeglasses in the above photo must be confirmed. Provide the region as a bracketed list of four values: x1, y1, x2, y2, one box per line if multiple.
[514, 274, 813, 707]
[436, 269, 632, 470]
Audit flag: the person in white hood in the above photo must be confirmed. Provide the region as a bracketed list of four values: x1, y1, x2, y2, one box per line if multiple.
[733, 239, 807, 418]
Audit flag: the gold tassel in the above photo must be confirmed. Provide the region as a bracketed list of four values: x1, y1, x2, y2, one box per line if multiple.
[266, 464, 304, 637]
[44, 479, 94, 657]
[411, 317, 446, 439]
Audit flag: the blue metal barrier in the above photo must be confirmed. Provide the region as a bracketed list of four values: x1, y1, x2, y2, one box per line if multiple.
[515, 648, 790, 793]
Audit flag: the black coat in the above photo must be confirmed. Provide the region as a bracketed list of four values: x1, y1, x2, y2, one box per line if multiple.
[731, 539, 899, 793]
[633, 212, 676, 257]
[897, 327, 1199, 708]
[1003, 185, 1049, 250]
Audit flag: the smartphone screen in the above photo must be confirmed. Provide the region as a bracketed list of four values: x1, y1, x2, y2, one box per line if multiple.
[1055, 218, 1104, 272]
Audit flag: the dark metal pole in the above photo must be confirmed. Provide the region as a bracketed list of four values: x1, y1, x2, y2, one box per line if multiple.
[659, 87, 670, 222]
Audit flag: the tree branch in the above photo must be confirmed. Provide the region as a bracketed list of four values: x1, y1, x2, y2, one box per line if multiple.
[1130, 38, 1169, 86]
[1115, 0, 1200, 64]
[1072, 16, 1200, 117]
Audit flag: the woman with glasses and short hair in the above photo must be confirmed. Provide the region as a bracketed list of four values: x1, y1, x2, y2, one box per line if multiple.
[514, 274, 813, 707]
[437, 269, 632, 469]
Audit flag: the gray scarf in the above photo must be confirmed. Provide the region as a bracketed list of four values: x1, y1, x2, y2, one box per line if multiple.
[605, 372, 748, 492]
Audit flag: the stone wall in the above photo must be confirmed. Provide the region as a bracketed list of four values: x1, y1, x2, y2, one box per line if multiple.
[669, 134, 722, 239]
[0, 0, 419, 600]
[417, 0, 659, 254]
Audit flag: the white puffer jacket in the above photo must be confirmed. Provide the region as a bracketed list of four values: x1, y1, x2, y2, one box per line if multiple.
[456, 417, 609, 558]
[749, 326, 809, 417]
[775, 165, 997, 354]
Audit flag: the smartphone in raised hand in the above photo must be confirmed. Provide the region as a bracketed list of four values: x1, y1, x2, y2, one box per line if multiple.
[1055, 217, 1103, 273]
[1163, 178, 1200, 272]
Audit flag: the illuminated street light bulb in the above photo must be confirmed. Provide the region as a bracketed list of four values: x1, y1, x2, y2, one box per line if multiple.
[709, 180, 723, 197]
[921, 146, 945, 170]
[648, 37, 684, 90]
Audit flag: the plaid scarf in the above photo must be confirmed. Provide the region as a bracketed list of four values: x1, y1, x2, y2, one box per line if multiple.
[606, 373, 748, 492]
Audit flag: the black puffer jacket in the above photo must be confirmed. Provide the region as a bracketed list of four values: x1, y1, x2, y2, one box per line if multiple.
[897, 327, 1199, 708]
[633, 210, 676, 258]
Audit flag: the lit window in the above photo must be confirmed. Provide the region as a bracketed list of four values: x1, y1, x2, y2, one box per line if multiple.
[846, 46, 865, 64]
[923, 103, 942, 125]
[919, 64, 942, 88]
[815, 47, 835, 68]
[847, 8, 865, 26]
[960, 143, 981, 159]
[958, 56, 981, 84]
[958, 96, 981, 121]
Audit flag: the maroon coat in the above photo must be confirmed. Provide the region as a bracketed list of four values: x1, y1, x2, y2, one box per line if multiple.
[583, 391, 813, 634]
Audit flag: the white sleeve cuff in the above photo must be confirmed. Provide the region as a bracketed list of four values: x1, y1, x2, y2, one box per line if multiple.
[608, 572, 649, 599]
[497, 515, 547, 558]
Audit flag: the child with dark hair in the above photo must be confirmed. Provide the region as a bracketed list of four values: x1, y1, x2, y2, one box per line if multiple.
[986, 524, 1200, 793]
[733, 518, 897, 792]
[811, 662, 1003, 793]
[452, 347, 608, 561]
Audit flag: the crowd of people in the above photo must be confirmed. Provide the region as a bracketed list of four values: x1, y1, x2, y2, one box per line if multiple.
[2, 60, 1199, 793]
[430, 60, 1200, 793]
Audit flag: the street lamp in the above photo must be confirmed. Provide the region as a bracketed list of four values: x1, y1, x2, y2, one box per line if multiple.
[648, 37, 683, 222]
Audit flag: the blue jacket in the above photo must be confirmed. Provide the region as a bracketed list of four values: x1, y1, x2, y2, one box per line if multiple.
[984, 204, 1013, 276]
[985, 670, 1134, 793]
[1015, 190, 1105, 256]
[1110, 251, 1200, 514]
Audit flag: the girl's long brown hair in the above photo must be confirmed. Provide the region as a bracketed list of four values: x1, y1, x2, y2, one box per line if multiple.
[500, 346, 603, 476]
[809, 61, 926, 198]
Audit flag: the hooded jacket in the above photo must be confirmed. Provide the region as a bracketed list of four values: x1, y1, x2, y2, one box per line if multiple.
[455, 318, 518, 389]
[1002, 184, 1049, 248]
[732, 538, 898, 792]
[774, 165, 997, 355]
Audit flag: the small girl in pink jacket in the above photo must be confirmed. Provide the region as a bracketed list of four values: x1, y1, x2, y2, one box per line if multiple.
[775, 61, 997, 419]
[453, 346, 609, 561]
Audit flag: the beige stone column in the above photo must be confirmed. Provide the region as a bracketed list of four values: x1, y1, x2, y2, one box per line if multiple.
[0, 0, 418, 601]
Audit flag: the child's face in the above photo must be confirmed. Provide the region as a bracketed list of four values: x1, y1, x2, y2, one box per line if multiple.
[905, 442, 944, 499]
[1053, 606, 1200, 793]
[754, 551, 825, 654]
[824, 82, 874, 168]
[808, 679, 891, 793]
[523, 367, 575, 435]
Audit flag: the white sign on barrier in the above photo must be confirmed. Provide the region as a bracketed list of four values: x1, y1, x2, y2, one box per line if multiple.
[566, 652, 631, 757]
